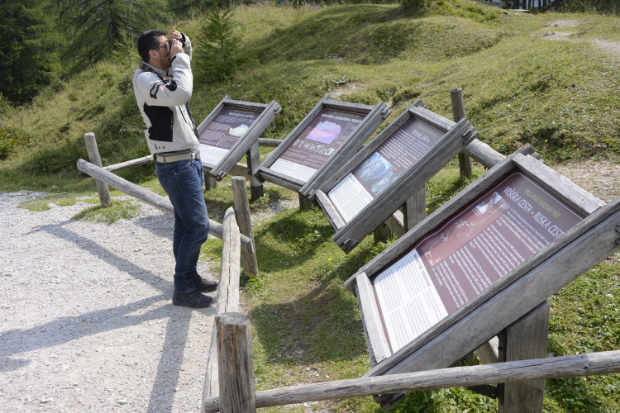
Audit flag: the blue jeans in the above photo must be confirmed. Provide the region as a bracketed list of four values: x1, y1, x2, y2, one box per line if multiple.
[155, 158, 209, 293]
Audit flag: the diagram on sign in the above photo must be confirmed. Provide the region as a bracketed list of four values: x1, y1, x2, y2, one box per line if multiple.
[422, 192, 510, 267]
[229, 124, 250, 137]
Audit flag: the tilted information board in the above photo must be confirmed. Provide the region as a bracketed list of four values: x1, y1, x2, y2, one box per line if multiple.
[255, 95, 391, 193]
[344, 151, 616, 403]
[196, 96, 281, 180]
[313, 101, 478, 253]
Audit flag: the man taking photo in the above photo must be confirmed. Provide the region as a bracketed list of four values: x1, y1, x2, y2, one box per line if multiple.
[133, 28, 217, 308]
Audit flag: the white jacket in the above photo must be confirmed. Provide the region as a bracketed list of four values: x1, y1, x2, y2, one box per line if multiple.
[133, 36, 199, 155]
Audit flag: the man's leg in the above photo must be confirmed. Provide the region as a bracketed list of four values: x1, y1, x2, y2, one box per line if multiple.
[156, 158, 213, 307]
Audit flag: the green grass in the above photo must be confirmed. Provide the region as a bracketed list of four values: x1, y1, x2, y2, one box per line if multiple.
[71, 200, 141, 224]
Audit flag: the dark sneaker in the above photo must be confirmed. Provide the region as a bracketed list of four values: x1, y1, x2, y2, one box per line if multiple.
[193, 275, 219, 292]
[172, 291, 214, 308]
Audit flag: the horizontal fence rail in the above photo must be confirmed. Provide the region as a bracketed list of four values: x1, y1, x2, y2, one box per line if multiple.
[203, 350, 620, 412]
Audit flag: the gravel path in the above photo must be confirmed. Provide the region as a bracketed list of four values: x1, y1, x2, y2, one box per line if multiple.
[0, 192, 218, 413]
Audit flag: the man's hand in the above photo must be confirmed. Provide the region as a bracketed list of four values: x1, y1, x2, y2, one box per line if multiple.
[168, 39, 183, 59]
[168, 28, 182, 42]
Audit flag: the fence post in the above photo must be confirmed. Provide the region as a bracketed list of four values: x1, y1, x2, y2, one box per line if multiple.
[83, 133, 112, 208]
[298, 192, 318, 211]
[498, 301, 550, 413]
[216, 312, 256, 413]
[231, 177, 259, 277]
[402, 187, 426, 233]
[205, 172, 218, 191]
[246, 141, 264, 201]
[374, 220, 393, 244]
[451, 88, 472, 178]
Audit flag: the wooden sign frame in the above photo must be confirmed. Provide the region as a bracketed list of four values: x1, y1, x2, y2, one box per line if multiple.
[196, 96, 281, 180]
[345, 151, 612, 394]
[255, 95, 391, 193]
[315, 102, 478, 253]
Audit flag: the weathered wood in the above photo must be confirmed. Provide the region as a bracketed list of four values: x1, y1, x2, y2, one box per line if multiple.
[315, 190, 345, 229]
[299, 101, 391, 199]
[476, 337, 500, 364]
[403, 187, 426, 233]
[246, 141, 264, 201]
[298, 192, 319, 211]
[202, 207, 241, 408]
[322, 100, 377, 112]
[499, 301, 550, 413]
[205, 172, 218, 191]
[514, 154, 604, 215]
[231, 177, 259, 278]
[76, 159, 255, 253]
[78, 154, 154, 179]
[216, 312, 256, 413]
[258, 138, 283, 147]
[365, 193, 619, 380]
[357, 273, 391, 364]
[203, 350, 620, 412]
[334, 120, 478, 253]
[212, 100, 281, 180]
[258, 170, 304, 192]
[197, 96, 230, 134]
[374, 221, 393, 243]
[451, 88, 472, 177]
[83, 133, 112, 208]
[385, 211, 405, 239]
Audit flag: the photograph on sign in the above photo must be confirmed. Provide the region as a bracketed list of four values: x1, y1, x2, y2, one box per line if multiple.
[328, 117, 444, 223]
[371, 170, 585, 354]
[269, 108, 366, 183]
[198, 106, 263, 166]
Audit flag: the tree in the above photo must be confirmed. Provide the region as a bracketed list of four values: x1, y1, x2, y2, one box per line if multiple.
[195, 8, 243, 84]
[52, 0, 168, 71]
[0, 0, 63, 103]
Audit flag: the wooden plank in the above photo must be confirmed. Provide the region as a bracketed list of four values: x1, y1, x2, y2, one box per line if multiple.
[298, 101, 390, 199]
[334, 121, 478, 252]
[385, 211, 405, 239]
[476, 337, 500, 364]
[298, 192, 319, 211]
[78, 155, 154, 179]
[212, 100, 281, 180]
[322, 100, 377, 112]
[403, 187, 426, 233]
[202, 207, 242, 408]
[451, 88, 472, 177]
[316, 190, 345, 229]
[216, 313, 256, 413]
[246, 141, 264, 200]
[374, 220, 393, 244]
[205, 172, 218, 191]
[259, 169, 305, 192]
[221, 98, 268, 110]
[499, 301, 550, 413]
[366, 197, 620, 378]
[83, 133, 112, 208]
[514, 154, 605, 215]
[76, 159, 255, 253]
[231, 177, 259, 277]
[464, 139, 506, 169]
[258, 138, 282, 148]
[357, 273, 391, 364]
[202, 350, 620, 412]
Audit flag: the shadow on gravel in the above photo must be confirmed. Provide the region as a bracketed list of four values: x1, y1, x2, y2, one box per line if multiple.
[0, 219, 215, 412]
[133, 214, 174, 242]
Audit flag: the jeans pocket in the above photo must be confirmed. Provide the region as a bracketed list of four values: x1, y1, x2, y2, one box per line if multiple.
[174, 160, 193, 176]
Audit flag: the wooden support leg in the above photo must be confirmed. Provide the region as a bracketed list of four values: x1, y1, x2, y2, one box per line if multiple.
[498, 301, 550, 413]
[402, 187, 426, 233]
[83, 133, 112, 208]
[246, 142, 264, 201]
[205, 172, 218, 191]
[298, 192, 318, 211]
[216, 313, 256, 413]
[374, 220, 393, 244]
[231, 177, 259, 278]
[451, 88, 473, 178]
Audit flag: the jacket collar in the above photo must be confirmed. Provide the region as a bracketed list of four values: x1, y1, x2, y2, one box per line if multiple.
[139, 61, 168, 78]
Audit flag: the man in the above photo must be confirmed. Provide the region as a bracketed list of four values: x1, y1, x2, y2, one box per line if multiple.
[134, 28, 217, 308]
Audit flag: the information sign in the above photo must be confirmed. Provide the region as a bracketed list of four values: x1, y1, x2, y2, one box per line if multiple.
[328, 117, 444, 223]
[270, 109, 367, 183]
[199, 106, 264, 167]
[371, 170, 584, 353]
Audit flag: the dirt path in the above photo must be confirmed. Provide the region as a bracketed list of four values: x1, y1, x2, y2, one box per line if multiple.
[0, 193, 218, 413]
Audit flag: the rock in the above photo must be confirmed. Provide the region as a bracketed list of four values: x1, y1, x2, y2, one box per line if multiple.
[544, 32, 556, 36]
[117, 399, 128, 405]
[40, 397, 53, 403]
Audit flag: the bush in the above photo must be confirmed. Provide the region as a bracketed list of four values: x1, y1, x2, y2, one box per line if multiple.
[0, 126, 33, 160]
[195, 8, 244, 84]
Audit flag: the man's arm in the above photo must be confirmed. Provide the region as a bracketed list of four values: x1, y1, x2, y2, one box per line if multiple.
[135, 54, 193, 107]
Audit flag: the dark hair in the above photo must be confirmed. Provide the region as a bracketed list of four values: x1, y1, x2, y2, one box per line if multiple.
[137, 30, 167, 63]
